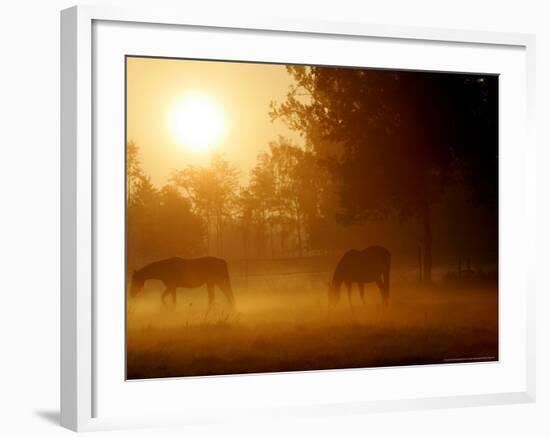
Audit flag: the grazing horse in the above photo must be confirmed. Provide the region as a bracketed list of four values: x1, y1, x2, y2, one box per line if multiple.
[329, 246, 391, 306]
[129, 256, 235, 308]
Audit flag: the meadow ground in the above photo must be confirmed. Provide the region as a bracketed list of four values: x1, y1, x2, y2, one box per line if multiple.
[126, 267, 498, 379]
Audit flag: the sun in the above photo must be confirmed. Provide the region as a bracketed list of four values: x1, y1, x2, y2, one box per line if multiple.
[169, 92, 226, 152]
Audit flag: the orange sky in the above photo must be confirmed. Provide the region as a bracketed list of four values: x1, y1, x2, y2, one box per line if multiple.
[126, 56, 303, 186]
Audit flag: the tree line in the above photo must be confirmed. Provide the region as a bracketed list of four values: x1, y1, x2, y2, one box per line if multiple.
[128, 67, 498, 282]
[126, 137, 332, 270]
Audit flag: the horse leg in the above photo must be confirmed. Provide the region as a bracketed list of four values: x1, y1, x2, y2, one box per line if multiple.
[375, 279, 386, 305]
[161, 288, 171, 306]
[219, 280, 236, 309]
[359, 283, 366, 305]
[346, 282, 353, 309]
[206, 283, 215, 311]
[171, 288, 177, 306]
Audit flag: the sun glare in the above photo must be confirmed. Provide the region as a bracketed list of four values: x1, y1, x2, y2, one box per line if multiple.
[169, 93, 226, 152]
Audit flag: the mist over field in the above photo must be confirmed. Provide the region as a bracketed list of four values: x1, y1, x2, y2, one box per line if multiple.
[126, 258, 498, 379]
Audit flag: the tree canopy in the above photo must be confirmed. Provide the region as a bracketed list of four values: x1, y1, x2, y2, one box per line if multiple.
[271, 66, 498, 280]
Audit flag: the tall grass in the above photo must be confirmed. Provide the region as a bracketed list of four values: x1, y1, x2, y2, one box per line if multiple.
[126, 274, 498, 379]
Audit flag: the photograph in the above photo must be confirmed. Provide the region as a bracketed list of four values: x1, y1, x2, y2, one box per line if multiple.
[125, 56, 499, 380]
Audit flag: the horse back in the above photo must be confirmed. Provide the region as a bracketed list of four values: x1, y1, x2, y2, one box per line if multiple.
[175, 256, 230, 287]
[187, 256, 229, 282]
[139, 256, 230, 288]
[361, 246, 391, 270]
[333, 246, 390, 284]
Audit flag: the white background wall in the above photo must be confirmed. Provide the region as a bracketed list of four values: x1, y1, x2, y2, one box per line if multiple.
[0, 1, 547, 435]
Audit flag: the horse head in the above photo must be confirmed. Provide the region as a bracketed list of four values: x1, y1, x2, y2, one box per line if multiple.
[129, 270, 145, 297]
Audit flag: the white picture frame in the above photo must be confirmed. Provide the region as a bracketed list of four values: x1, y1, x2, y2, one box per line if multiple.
[60, 5, 536, 432]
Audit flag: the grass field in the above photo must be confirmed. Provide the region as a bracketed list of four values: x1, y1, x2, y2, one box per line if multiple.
[126, 268, 498, 379]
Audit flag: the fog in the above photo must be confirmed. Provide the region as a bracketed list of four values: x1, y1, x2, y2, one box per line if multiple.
[127, 259, 497, 379]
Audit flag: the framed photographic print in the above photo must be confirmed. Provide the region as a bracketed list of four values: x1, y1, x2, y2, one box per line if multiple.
[61, 5, 536, 432]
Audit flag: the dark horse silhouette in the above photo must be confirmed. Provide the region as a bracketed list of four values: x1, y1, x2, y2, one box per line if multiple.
[129, 256, 235, 308]
[329, 246, 391, 306]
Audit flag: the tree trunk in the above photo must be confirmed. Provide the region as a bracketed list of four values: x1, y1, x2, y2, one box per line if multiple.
[258, 210, 267, 258]
[206, 214, 211, 255]
[422, 204, 433, 282]
[243, 226, 249, 290]
[295, 215, 303, 257]
[294, 200, 303, 257]
[268, 220, 275, 259]
[217, 213, 223, 256]
[417, 244, 423, 282]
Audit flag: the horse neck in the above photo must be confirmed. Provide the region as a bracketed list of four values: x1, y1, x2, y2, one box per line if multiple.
[331, 270, 343, 289]
[134, 265, 152, 283]
[135, 261, 168, 282]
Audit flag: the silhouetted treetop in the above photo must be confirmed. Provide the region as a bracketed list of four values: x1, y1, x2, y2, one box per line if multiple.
[271, 66, 498, 280]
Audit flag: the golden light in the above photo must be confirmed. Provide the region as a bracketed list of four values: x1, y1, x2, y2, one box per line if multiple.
[169, 92, 226, 152]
